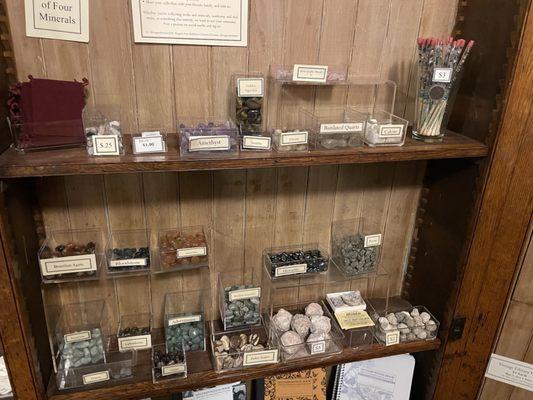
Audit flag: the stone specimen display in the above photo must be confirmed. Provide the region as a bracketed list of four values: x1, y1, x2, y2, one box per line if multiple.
[373, 307, 439, 344]
[332, 234, 378, 275]
[236, 96, 263, 132]
[213, 332, 267, 370]
[85, 116, 124, 156]
[58, 328, 104, 369]
[223, 285, 261, 329]
[152, 346, 186, 380]
[166, 317, 205, 352]
[273, 129, 308, 152]
[178, 121, 238, 155]
[326, 290, 366, 312]
[272, 66, 347, 83]
[118, 325, 150, 338]
[159, 230, 207, 270]
[271, 303, 334, 358]
[108, 247, 150, 272]
[40, 241, 97, 279]
[267, 248, 328, 277]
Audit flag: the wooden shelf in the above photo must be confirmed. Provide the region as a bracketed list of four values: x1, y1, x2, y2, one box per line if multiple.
[47, 339, 439, 400]
[0, 132, 487, 178]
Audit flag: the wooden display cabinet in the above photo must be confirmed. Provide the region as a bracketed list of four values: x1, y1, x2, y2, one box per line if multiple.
[0, 1, 531, 399]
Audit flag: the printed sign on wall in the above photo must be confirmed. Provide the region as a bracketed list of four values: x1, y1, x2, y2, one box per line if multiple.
[131, 0, 248, 46]
[25, 0, 89, 42]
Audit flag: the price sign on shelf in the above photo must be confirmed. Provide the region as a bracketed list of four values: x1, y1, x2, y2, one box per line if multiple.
[92, 135, 120, 156]
[133, 135, 165, 154]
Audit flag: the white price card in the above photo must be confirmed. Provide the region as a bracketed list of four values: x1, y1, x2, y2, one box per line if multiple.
[275, 263, 308, 277]
[485, 353, 533, 392]
[176, 247, 207, 258]
[161, 363, 186, 376]
[292, 64, 328, 83]
[118, 334, 152, 352]
[168, 315, 202, 326]
[92, 135, 120, 156]
[229, 287, 261, 301]
[133, 136, 165, 154]
[237, 78, 264, 97]
[433, 68, 453, 83]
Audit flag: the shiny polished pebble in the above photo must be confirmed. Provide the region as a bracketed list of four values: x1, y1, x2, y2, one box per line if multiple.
[268, 249, 328, 277]
[374, 307, 438, 343]
[40, 241, 97, 279]
[110, 247, 150, 272]
[166, 319, 205, 352]
[213, 332, 266, 370]
[58, 328, 104, 369]
[236, 96, 263, 131]
[153, 348, 185, 379]
[223, 285, 261, 329]
[159, 230, 207, 270]
[332, 234, 378, 275]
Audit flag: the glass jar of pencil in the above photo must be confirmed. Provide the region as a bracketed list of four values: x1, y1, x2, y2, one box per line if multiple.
[412, 37, 474, 142]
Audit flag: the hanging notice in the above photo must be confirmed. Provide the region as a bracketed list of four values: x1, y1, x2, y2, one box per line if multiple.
[131, 0, 248, 47]
[24, 0, 89, 42]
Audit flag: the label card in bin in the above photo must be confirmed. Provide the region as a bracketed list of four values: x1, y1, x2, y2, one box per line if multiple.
[242, 349, 279, 366]
[229, 287, 261, 301]
[161, 363, 186, 376]
[40, 254, 97, 276]
[118, 334, 152, 351]
[177, 247, 207, 258]
[275, 263, 307, 277]
[168, 315, 202, 326]
[82, 371, 110, 385]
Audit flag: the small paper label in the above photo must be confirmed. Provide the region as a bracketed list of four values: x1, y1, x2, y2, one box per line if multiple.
[40, 254, 97, 277]
[229, 287, 261, 301]
[109, 258, 148, 268]
[133, 136, 164, 153]
[280, 131, 308, 146]
[168, 315, 202, 326]
[364, 234, 382, 247]
[82, 371, 109, 385]
[93, 135, 120, 156]
[433, 68, 453, 83]
[141, 131, 161, 137]
[64, 331, 91, 343]
[310, 341, 326, 355]
[274, 263, 308, 277]
[118, 334, 152, 351]
[292, 64, 329, 83]
[385, 329, 400, 346]
[161, 363, 186, 376]
[237, 78, 264, 97]
[485, 353, 533, 392]
[378, 124, 404, 139]
[335, 310, 375, 330]
[320, 123, 363, 134]
[242, 136, 271, 150]
[242, 349, 279, 366]
[189, 136, 230, 152]
[176, 247, 207, 258]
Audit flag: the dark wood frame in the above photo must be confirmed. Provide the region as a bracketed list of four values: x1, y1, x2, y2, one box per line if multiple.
[0, 1, 531, 399]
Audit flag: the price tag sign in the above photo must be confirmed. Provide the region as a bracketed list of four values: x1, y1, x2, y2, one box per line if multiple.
[433, 68, 453, 83]
[92, 135, 120, 156]
[133, 135, 165, 154]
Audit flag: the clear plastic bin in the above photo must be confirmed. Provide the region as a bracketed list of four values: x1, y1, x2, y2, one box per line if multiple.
[232, 73, 265, 133]
[83, 108, 124, 156]
[348, 109, 407, 147]
[264, 243, 329, 279]
[219, 274, 262, 331]
[178, 117, 239, 156]
[301, 108, 364, 149]
[239, 131, 272, 151]
[164, 291, 207, 353]
[210, 319, 279, 372]
[38, 228, 105, 283]
[330, 218, 382, 277]
[56, 351, 135, 390]
[117, 313, 152, 352]
[152, 342, 187, 383]
[106, 229, 151, 276]
[270, 64, 348, 85]
[269, 301, 344, 361]
[156, 226, 208, 273]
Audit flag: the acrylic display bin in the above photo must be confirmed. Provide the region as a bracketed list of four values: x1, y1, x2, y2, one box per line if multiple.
[156, 226, 208, 273]
[264, 243, 329, 279]
[116, 313, 152, 352]
[53, 300, 107, 374]
[152, 342, 187, 383]
[38, 228, 105, 283]
[56, 351, 135, 390]
[269, 301, 344, 362]
[330, 218, 383, 277]
[210, 319, 279, 372]
[131, 131, 168, 154]
[83, 108, 124, 156]
[164, 291, 207, 353]
[270, 64, 348, 85]
[370, 302, 440, 346]
[177, 117, 239, 156]
[301, 108, 364, 149]
[218, 274, 262, 331]
[8, 118, 86, 152]
[271, 127, 310, 152]
[348, 108, 408, 147]
[232, 73, 265, 133]
[106, 229, 151, 276]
